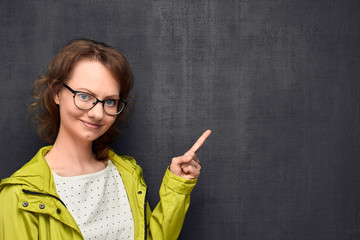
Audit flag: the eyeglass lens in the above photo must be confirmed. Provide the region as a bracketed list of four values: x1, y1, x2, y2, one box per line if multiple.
[74, 92, 125, 115]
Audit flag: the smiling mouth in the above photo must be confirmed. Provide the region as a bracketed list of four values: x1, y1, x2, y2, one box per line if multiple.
[81, 120, 101, 129]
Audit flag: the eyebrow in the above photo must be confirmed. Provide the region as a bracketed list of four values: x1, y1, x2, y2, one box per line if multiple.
[77, 88, 120, 99]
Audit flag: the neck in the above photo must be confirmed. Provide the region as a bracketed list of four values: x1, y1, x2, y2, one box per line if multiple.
[45, 129, 107, 177]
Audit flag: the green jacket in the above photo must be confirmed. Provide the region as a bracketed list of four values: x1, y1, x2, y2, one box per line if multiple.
[0, 146, 197, 239]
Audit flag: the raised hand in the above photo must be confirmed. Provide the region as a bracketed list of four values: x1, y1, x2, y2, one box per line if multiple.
[169, 130, 212, 180]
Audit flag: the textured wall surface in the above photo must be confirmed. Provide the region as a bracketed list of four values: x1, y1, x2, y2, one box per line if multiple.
[1, 0, 360, 239]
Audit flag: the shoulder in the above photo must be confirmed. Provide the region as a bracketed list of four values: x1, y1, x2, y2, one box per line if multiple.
[116, 155, 138, 166]
[0, 146, 52, 193]
[108, 150, 146, 183]
[0, 183, 23, 205]
[108, 149, 140, 169]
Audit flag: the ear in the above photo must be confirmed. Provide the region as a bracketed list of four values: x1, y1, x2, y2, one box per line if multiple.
[53, 88, 61, 105]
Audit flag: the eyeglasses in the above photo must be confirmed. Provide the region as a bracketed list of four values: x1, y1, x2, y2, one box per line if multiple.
[62, 83, 127, 116]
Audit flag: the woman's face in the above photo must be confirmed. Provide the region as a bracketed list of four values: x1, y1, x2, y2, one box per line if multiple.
[54, 59, 120, 143]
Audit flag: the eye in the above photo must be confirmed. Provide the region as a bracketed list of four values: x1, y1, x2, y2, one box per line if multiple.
[78, 93, 90, 101]
[104, 99, 116, 107]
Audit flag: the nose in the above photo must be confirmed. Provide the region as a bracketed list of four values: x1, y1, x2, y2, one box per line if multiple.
[87, 102, 104, 120]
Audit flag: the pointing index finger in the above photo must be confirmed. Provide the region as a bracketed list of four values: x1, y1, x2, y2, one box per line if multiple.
[190, 129, 212, 153]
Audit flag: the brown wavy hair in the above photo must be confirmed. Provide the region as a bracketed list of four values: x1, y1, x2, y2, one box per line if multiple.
[29, 38, 133, 160]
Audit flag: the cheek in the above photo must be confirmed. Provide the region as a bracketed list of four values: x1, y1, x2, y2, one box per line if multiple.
[58, 100, 83, 121]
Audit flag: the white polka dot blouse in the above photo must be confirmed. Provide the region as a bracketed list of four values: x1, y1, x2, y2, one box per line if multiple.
[52, 160, 134, 240]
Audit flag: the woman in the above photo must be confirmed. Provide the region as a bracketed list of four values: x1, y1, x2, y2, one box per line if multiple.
[0, 39, 211, 240]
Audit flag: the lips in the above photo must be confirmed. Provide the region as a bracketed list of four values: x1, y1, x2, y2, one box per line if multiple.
[81, 120, 102, 129]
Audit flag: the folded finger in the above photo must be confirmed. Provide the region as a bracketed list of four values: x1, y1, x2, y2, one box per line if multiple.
[181, 160, 201, 171]
[181, 164, 200, 178]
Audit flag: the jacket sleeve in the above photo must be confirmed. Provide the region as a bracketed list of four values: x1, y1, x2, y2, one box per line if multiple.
[146, 168, 197, 240]
[0, 184, 39, 239]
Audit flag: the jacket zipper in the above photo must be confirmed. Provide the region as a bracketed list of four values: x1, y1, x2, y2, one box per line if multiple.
[22, 189, 67, 208]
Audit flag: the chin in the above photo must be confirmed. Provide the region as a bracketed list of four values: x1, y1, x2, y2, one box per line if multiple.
[85, 134, 104, 142]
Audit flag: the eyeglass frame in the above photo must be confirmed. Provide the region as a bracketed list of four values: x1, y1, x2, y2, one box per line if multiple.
[62, 83, 127, 116]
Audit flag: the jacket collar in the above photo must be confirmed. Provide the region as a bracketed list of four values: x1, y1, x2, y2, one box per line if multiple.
[0, 146, 146, 192]
[0, 146, 54, 193]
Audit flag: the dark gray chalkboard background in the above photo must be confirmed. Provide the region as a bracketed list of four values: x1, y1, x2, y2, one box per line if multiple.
[1, 1, 359, 239]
